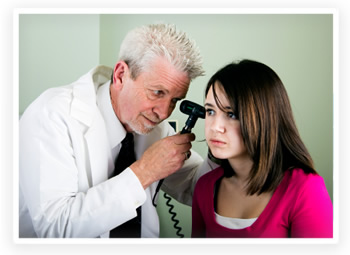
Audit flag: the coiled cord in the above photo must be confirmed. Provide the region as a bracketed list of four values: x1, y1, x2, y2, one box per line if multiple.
[163, 192, 184, 238]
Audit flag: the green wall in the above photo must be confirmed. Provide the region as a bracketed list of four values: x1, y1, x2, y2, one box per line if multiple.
[19, 14, 100, 114]
[19, 13, 333, 238]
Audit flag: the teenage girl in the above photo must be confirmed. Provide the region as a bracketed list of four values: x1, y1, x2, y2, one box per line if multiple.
[191, 59, 333, 238]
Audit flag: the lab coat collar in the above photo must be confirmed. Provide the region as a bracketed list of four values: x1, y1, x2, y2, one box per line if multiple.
[70, 65, 113, 127]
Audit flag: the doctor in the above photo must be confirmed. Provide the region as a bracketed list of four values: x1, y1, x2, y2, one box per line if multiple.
[19, 23, 211, 238]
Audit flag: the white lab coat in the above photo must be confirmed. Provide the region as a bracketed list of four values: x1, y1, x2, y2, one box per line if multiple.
[19, 66, 211, 238]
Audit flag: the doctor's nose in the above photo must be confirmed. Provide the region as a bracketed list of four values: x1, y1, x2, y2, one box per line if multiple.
[153, 101, 174, 121]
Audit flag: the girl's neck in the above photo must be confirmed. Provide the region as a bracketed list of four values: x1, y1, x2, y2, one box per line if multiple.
[227, 157, 253, 185]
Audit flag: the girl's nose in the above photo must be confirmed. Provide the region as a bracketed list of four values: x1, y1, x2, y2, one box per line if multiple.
[211, 116, 225, 133]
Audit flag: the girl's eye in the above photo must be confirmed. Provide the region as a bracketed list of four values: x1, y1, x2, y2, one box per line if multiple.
[227, 112, 237, 119]
[205, 109, 215, 116]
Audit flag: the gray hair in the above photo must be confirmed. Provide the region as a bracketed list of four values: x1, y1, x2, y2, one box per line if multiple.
[118, 23, 205, 80]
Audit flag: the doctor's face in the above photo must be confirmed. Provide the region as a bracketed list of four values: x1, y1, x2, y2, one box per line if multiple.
[115, 57, 190, 135]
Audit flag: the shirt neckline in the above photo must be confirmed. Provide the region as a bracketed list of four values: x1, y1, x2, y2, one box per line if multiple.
[211, 167, 281, 231]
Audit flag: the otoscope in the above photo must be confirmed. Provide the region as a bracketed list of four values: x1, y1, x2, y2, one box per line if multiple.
[179, 100, 206, 134]
[152, 100, 206, 206]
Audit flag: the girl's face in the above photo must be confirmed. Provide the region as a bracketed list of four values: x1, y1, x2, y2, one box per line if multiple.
[205, 83, 249, 163]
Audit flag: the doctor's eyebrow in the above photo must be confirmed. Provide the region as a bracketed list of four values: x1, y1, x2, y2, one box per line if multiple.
[148, 83, 187, 101]
[149, 84, 169, 92]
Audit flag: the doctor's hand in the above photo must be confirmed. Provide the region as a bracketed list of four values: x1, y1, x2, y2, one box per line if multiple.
[130, 133, 195, 189]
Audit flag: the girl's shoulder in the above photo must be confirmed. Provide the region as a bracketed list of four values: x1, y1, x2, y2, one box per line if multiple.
[197, 166, 224, 187]
[280, 168, 328, 199]
[284, 168, 322, 188]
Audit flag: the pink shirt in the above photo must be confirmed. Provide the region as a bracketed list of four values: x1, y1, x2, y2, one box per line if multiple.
[192, 167, 333, 238]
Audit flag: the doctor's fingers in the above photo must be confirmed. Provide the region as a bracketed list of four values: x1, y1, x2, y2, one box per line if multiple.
[163, 137, 192, 155]
[171, 132, 196, 145]
[157, 138, 192, 160]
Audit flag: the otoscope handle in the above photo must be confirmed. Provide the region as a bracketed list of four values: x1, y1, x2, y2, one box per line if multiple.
[153, 100, 203, 207]
[180, 126, 191, 134]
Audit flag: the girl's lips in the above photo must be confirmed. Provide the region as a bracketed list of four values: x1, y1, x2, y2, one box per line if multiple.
[209, 139, 226, 146]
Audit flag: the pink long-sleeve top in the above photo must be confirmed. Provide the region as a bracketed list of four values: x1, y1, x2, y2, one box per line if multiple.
[192, 167, 333, 238]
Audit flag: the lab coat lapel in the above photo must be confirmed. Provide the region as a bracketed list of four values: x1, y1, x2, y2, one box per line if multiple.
[71, 66, 114, 186]
[84, 113, 110, 186]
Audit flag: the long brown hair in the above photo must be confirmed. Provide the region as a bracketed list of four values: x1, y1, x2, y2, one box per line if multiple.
[206, 59, 316, 195]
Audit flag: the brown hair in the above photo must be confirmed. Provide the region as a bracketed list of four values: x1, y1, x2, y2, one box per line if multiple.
[206, 59, 316, 195]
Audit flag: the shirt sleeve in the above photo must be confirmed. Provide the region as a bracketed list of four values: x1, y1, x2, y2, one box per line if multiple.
[289, 174, 333, 238]
[156, 122, 203, 206]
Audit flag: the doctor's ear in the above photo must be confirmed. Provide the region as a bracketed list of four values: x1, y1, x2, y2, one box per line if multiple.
[112, 61, 129, 87]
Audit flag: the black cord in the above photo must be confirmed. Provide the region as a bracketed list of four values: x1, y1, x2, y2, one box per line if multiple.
[151, 122, 191, 237]
[152, 179, 163, 207]
[152, 180, 184, 238]
[163, 192, 185, 238]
